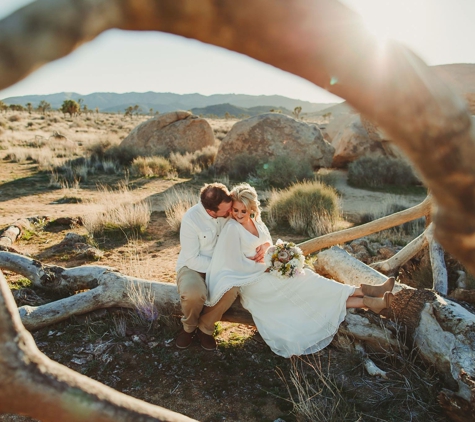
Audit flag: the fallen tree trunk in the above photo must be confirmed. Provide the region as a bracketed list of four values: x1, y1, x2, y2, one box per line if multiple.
[370, 224, 430, 274]
[0, 270, 196, 421]
[298, 196, 432, 255]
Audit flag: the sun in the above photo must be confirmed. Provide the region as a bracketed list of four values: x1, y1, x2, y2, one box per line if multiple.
[341, 0, 431, 48]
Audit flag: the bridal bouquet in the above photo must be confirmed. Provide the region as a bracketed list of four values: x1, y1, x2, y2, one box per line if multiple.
[264, 239, 305, 279]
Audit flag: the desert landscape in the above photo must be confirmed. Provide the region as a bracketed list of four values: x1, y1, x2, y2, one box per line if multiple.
[0, 107, 462, 422]
[3, 1, 475, 422]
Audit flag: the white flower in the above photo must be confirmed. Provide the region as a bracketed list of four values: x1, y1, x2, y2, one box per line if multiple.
[289, 258, 300, 268]
[274, 261, 283, 269]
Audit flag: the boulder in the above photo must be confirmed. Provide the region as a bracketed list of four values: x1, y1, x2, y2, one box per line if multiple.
[214, 113, 334, 170]
[120, 111, 214, 155]
[327, 114, 393, 167]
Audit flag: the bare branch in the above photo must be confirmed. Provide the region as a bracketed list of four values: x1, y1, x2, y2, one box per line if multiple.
[298, 196, 431, 255]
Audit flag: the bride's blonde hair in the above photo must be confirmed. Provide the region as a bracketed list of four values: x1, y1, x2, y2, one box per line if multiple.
[230, 183, 262, 222]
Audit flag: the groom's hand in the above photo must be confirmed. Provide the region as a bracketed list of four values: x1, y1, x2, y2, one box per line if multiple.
[249, 242, 271, 263]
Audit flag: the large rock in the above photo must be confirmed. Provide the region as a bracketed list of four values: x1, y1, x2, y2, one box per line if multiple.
[326, 114, 399, 168]
[120, 111, 214, 155]
[214, 113, 334, 170]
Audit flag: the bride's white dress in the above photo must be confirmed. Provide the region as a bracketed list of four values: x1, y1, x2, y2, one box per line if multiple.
[206, 219, 355, 358]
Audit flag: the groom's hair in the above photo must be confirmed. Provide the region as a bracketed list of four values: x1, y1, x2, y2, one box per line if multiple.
[200, 183, 232, 212]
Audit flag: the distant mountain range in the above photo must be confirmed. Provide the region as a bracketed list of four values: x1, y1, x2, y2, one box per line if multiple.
[1, 91, 336, 115]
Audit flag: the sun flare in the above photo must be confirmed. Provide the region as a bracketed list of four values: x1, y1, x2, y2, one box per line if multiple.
[342, 0, 432, 49]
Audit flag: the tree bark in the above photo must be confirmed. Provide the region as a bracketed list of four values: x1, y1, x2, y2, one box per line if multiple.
[298, 195, 431, 255]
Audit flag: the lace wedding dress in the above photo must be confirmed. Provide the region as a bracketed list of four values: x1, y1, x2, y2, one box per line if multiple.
[206, 219, 355, 358]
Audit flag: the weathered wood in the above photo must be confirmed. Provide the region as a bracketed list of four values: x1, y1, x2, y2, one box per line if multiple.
[0, 270, 196, 422]
[315, 247, 475, 412]
[370, 224, 429, 274]
[298, 196, 432, 255]
[314, 246, 388, 287]
[427, 224, 449, 295]
[0, 225, 22, 247]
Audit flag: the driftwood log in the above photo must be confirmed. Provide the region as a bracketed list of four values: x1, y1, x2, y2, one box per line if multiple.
[298, 195, 432, 255]
[2, 0, 475, 420]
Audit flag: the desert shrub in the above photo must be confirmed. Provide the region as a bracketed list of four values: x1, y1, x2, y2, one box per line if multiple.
[8, 114, 21, 122]
[87, 139, 113, 158]
[348, 156, 419, 188]
[267, 181, 340, 237]
[228, 153, 261, 180]
[163, 186, 199, 232]
[169, 151, 197, 176]
[82, 183, 151, 238]
[131, 156, 173, 177]
[259, 155, 314, 188]
[103, 145, 138, 166]
[168, 145, 218, 176]
[193, 144, 218, 169]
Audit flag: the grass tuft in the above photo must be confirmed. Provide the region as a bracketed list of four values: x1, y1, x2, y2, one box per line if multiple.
[267, 181, 340, 237]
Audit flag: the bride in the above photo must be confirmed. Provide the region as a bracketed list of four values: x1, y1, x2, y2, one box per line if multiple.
[206, 183, 394, 358]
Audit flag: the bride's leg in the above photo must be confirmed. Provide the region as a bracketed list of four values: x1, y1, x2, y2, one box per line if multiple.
[346, 296, 364, 308]
[350, 287, 364, 297]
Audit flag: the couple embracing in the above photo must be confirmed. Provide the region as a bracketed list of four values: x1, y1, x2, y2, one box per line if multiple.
[175, 182, 394, 358]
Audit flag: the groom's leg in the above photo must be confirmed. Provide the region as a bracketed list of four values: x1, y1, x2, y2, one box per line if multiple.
[198, 287, 239, 335]
[176, 266, 207, 333]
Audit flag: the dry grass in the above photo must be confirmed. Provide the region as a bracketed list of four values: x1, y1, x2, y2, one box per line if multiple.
[267, 181, 341, 237]
[163, 186, 199, 232]
[82, 182, 151, 237]
[131, 156, 173, 177]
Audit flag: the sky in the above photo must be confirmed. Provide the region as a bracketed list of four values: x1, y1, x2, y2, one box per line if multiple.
[1, 0, 475, 103]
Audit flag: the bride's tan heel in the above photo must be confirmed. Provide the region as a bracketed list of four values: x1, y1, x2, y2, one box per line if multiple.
[361, 277, 395, 297]
[363, 292, 394, 314]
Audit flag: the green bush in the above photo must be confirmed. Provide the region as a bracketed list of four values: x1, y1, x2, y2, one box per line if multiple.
[131, 156, 172, 177]
[348, 156, 419, 188]
[228, 153, 261, 180]
[260, 156, 314, 188]
[266, 181, 340, 237]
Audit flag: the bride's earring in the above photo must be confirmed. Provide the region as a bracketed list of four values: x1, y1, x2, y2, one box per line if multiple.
[250, 213, 255, 219]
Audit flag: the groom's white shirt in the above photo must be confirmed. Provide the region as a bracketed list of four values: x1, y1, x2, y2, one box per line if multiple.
[176, 202, 229, 273]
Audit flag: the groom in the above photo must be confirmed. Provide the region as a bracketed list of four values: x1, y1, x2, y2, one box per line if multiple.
[175, 183, 238, 351]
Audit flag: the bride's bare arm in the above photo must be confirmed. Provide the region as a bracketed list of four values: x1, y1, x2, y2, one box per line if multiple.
[248, 242, 271, 263]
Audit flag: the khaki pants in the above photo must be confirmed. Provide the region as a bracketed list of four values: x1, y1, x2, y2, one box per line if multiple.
[176, 266, 239, 335]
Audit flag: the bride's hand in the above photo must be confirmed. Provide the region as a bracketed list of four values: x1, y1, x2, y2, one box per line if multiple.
[249, 242, 271, 263]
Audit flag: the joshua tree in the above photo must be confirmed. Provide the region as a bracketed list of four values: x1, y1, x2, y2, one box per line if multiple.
[25, 102, 33, 114]
[0, 100, 7, 113]
[293, 106, 302, 119]
[37, 100, 51, 115]
[60, 99, 80, 117]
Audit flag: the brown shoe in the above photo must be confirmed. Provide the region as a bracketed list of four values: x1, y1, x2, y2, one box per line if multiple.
[363, 292, 394, 314]
[176, 329, 195, 349]
[196, 329, 217, 351]
[361, 277, 395, 297]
